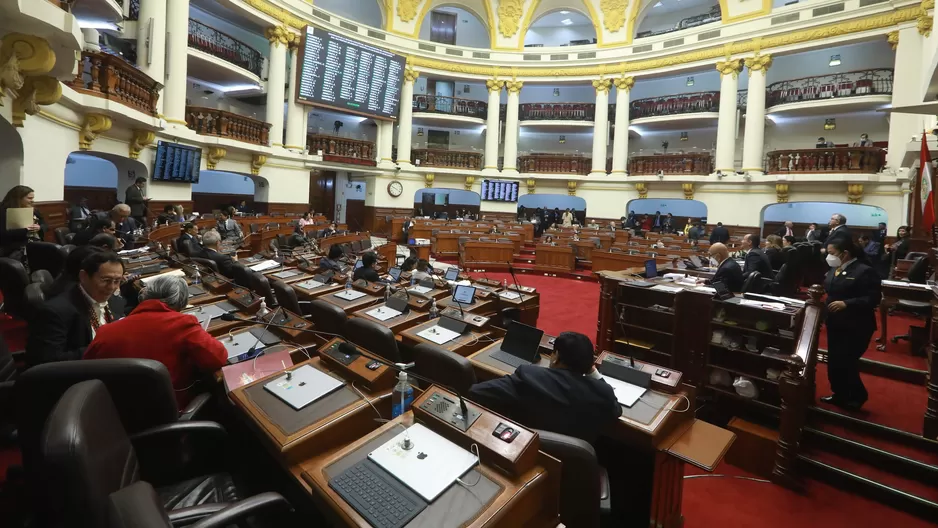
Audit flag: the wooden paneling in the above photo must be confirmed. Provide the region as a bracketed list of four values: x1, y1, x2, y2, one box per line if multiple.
[310, 171, 336, 219]
[191, 192, 252, 215]
[266, 203, 308, 216]
[34, 201, 68, 242]
[147, 200, 194, 225]
[344, 199, 366, 231]
[64, 186, 118, 213]
[367, 206, 411, 238]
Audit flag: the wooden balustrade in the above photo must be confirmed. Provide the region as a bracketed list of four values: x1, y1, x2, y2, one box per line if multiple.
[630, 91, 719, 120]
[628, 153, 713, 175]
[413, 148, 483, 169]
[518, 154, 591, 175]
[412, 95, 487, 118]
[765, 147, 885, 174]
[519, 103, 595, 121]
[308, 134, 376, 166]
[185, 106, 270, 146]
[68, 51, 161, 116]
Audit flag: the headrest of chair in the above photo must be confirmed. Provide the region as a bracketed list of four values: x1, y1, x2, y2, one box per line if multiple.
[345, 318, 400, 363]
[107, 482, 170, 528]
[412, 343, 476, 394]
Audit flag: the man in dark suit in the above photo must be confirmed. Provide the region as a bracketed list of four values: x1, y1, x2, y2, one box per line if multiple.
[177, 222, 206, 258]
[26, 251, 125, 366]
[826, 213, 852, 245]
[124, 177, 148, 225]
[200, 229, 235, 277]
[94, 204, 137, 248]
[352, 252, 382, 283]
[709, 222, 730, 244]
[72, 217, 116, 247]
[742, 234, 773, 279]
[805, 223, 822, 242]
[707, 243, 744, 292]
[775, 221, 795, 238]
[68, 198, 92, 232]
[468, 331, 621, 445]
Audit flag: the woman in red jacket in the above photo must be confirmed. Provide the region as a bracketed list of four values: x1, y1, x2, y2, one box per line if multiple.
[85, 274, 228, 408]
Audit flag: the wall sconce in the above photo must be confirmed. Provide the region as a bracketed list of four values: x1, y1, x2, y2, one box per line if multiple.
[686, 77, 694, 86]
[559, 135, 566, 144]
[824, 118, 836, 131]
[829, 54, 841, 67]
[417, 127, 424, 136]
[680, 132, 688, 141]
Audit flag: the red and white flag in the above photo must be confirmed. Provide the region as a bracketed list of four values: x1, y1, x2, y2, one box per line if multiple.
[921, 133, 935, 229]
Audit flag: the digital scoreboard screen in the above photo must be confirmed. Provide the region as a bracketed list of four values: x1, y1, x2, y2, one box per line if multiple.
[296, 25, 405, 120]
[481, 180, 520, 202]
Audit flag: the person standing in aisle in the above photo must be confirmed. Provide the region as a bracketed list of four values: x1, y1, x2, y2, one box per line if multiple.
[821, 237, 881, 410]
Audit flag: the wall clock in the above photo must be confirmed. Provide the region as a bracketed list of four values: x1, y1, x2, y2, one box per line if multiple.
[387, 180, 403, 197]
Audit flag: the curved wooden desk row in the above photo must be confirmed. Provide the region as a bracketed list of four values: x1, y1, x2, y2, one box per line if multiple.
[409, 220, 535, 244]
[433, 232, 524, 257]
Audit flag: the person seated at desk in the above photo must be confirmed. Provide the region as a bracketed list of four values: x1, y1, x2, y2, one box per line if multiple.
[468, 331, 621, 445]
[215, 210, 243, 243]
[352, 252, 381, 282]
[88, 233, 122, 252]
[72, 217, 117, 247]
[742, 234, 773, 279]
[236, 199, 251, 214]
[26, 251, 125, 366]
[156, 204, 180, 226]
[178, 222, 206, 257]
[543, 235, 555, 246]
[764, 235, 786, 271]
[69, 197, 92, 232]
[783, 235, 795, 248]
[319, 245, 345, 273]
[298, 211, 315, 228]
[322, 223, 338, 238]
[707, 243, 744, 292]
[94, 204, 137, 249]
[410, 259, 437, 283]
[400, 256, 418, 273]
[201, 229, 235, 277]
[85, 274, 227, 408]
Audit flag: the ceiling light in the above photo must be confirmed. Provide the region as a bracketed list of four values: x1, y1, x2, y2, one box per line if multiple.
[829, 54, 841, 66]
[561, 18, 573, 25]
[653, 2, 663, 7]
[560, 10, 570, 14]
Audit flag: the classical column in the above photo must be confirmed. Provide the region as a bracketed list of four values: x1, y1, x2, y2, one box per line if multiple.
[502, 80, 524, 175]
[714, 59, 743, 173]
[742, 54, 772, 174]
[378, 120, 394, 167]
[135, 0, 166, 114]
[483, 78, 504, 174]
[162, 0, 190, 126]
[396, 67, 419, 166]
[887, 28, 926, 170]
[611, 76, 634, 174]
[284, 41, 307, 151]
[590, 78, 612, 177]
[265, 26, 292, 147]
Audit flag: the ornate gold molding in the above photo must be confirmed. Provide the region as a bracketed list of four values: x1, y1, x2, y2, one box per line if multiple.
[923, 0, 935, 10]
[0, 33, 56, 76]
[847, 183, 864, 204]
[251, 154, 267, 175]
[716, 59, 744, 79]
[424, 173, 434, 188]
[265, 26, 296, 47]
[682, 183, 694, 200]
[526, 178, 536, 194]
[397, 0, 423, 23]
[404, 66, 419, 83]
[567, 180, 577, 196]
[635, 183, 648, 199]
[496, 0, 525, 39]
[464, 175, 475, 191]
[486, 78, 505, 93]
[206, 147, 227, 169]
[744, 53, 773, 76]
[79, 113, 112, 150]
[600, 0, 628, 32]
[776, 183, 789, 203]
[887, 30, 900, 50]
[129, 130, 155, 160]
[12, 76, 60, 127]
[0, 52, 24, 106]
[592, 78, 612, 94]
[919, 13, 933, 36]
[613, 76, 635, 92]
[505, 80, 523, 94]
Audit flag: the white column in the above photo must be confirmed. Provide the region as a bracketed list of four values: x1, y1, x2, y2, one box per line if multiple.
[590, 78, 612, 176]
[888, 28, 926, 170]
[264, 26, 290, 147]
[396, 67, 418, 166]
[502, 80, 523, 175]
[162, 0, 190, 126]
[741, 54, 772, 174]
[284, 44, 306, 151]
[135, 0, 166, 114]
[714, 59, 743, 173]
[81, 29, 101, 51]
[611, 77, 634, 174]
[483, 79, 504, 174]
[378, 121, 394, 168]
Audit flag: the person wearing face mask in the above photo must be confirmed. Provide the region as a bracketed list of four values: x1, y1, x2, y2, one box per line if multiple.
[706, 243, 743, 292]
[821, 238, 881, 411]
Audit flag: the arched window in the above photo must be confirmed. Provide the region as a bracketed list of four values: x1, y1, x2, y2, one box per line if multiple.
[523, 9, 596, 48]
[418, 5, 491, 49]
[313, 0, 385, 29]
[635, 0, 721, 39]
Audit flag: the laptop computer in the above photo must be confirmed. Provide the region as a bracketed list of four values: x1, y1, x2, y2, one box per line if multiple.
[490, 321, 544, 368]
[444, 267, 459, 281]
[452, 284, 475, 305]
[263, 364, 345, 410]
[388, 266, 402, 281]
[354, 259, 364, 271]
[644, 259, 658, 279]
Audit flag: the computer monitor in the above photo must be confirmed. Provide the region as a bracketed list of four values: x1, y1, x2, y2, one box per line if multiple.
[452, 284, 475, 305]
[444, 267, 459, 281]
[388, 266, 402, 281]
[644, 259, 657, 279]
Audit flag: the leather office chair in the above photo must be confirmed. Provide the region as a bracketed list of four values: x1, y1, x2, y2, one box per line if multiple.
[190, 256, 220, 274]
[27, 241, 66, 276]
[38, 380, 242, 528]
[892, 255, 931, 344]
[534, 429, 611, 528]
[345, 317, 401, 363]
[249, 271, 276, 307]
[412, 343, 476, 394]
[906, 254, 929, 284]
[177, 237, 198, 258]
[499, 307, 522, 329]
[0, 257, 30, 319]
[23, 281, 45, 321]
[272, 280, 304, 316]
[231, 263, 253, 288]
[360, 237, 373, 251]
[54, 226, 71, 245]
[30, 268, 54, 291]
[307, 299, 347, 335]
[742, 271, 762, 294]
[769, 264, 798, 298]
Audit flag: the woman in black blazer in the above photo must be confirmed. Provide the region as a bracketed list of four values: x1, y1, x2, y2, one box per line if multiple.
[0, 185, 47, 259]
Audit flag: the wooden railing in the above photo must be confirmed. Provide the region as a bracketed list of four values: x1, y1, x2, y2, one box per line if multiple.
[413, 149, 483, 169]
[413, 95, 487, 118]
[519, 103, 596, 121]
[68, 51, 160, 116]
[308, 134, 376, 166]
[188, 18, 264, 77]
[628, 153, 713, 175]
[630, 91, 719, 120]
[766, 69, 893, 108]
[765, 147, 885, 174]
[185, 106, 270, 146]
[518, 154, 591, 175]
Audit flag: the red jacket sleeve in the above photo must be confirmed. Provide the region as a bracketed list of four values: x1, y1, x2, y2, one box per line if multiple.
[180, 319, 228, 372]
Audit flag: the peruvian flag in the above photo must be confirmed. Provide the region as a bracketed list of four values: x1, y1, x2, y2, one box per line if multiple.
[921, 133, 935, 230]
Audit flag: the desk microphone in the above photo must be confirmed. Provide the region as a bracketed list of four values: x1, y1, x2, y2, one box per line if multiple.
[505, 261, 528, 310]
[159, 252, 259, 302]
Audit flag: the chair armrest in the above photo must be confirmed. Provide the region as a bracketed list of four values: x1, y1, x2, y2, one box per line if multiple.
[167, 503, 229, 526]
[130, 421, 227, 443]
[191, 493, 292, 528]
[178, 393, 212, 421]
[598, 466, 611, 514]
[131, 422, 228, 486]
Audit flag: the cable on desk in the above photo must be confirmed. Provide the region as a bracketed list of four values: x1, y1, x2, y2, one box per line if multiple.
[349, 381, 385, 424]
[635, 393, 692, 413]
[456, 444, 483, 488]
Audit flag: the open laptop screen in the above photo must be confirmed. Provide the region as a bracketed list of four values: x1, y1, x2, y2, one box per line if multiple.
[452, 285, 475, 305]
[388, 266, 402, 281]
[502, 321, 544, 362]
[644, 259, 657, 279]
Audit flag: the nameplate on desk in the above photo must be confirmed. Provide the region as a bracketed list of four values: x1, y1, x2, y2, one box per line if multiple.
[417, 325, 461, 345]
[334, 289, 367, 301]
[366, 306, 402, 321]
[498, 291, 521, 300]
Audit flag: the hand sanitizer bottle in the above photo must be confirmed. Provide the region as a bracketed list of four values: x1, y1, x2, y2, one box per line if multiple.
[391, 371, 414, 418]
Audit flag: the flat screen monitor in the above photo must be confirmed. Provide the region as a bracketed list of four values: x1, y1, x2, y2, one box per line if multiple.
[444, 267, 459, 281]
[644, 259, 657, 279]
[388, 266, 402, 281]
[452, 285, 475, 305]
[152, 141, 201, 183]
[295, 25, 405, 120]
[481, 180, 519, 202]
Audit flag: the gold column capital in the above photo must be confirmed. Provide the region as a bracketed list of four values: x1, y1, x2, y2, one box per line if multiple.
[919, 14, 933, 37]
[206, 147, 228, 169]
[567, 180, 577, 196]
[486, 79, 505, 93]
[464, 175, 475, 191]
[682, 183, 694, 200]
[129, 130, 156, 160]
[505, 80, 524, 94]
[265, 26, 295, 47]
[404, 66, 420, 83]
[526, 178, 536, 194]
[635, 182, 648, 199]
[716, 59, 744, 79]
[887, 30, 900, 50]
[776, 183, 789, 203]
[744, 54, 773, 76]
[79, 113, 112, 150]
[613, 76, 635, 92]
[847, 183, 864, 204]
[251, 154, 267, 175]
[424, 173, 435, 188]
[592, 78, 612, 94]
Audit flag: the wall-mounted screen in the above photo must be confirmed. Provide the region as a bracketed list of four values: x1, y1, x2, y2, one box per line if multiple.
[481, 180, 519, 202]
[296, 25, 405, 120]
[152, 141, 201, 183]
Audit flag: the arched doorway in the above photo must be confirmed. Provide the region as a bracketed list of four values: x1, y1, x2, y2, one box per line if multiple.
[418, 3, 491, 48]
[191, 169, 268, 215]
[413, 188, 481, 219]
[523, 6, 596, 48]
[760, 201, 888, 240]
[627, 198, 708, 232]
[63, 151, 149, 213]
[518, 194, 587, 225]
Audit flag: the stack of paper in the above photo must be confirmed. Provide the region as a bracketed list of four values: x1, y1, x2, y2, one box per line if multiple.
[250, 260, 280, 272]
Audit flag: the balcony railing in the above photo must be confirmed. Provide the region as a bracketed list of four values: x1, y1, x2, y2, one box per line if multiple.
[636, 6, 721, 39]
[519, 103, 596, 121]
[308, 134, 376, 166]
[188, 19, 264, 77]
[412, 95, 487, 119]
[68, 51, 160, 116]
[766, 69, 894, 107]
[518, 154, 591, 175]
[413, 148, 483, 170]
[765, 147, 885, 174]
[630, 91, 719, 120]
[628, 153, 713, 175]
[185, 106, 270, 146]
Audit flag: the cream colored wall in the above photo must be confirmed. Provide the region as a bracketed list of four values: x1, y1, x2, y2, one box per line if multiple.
[19, 115, 77, 201]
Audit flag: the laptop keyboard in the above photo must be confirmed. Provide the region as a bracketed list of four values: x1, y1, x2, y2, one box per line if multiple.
[329, 459, 426, 528]
[490, 350, 530, 368]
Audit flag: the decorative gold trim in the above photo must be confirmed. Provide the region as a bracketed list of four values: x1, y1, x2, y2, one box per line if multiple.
[0, 33, 56, 76]
[38, 109, 81, 130]
[744, 53, 772, 76]
[79, 113, 112, 151]
[283, 144, 305, 150]
[129, 130, 156, 160]
[505, 80, 523, 94]
[165, 118, 188, 126]
[635, 182, 648, 199]
[592, 78, 612, 94]
[887, 30, 900, 50]
[241, 0, 308, 29]
[206, 147, 227, 169]
[613, 76, 635, 92]
[526, 178, 536, 194]
[918, 12, 933, 36]
[567, 180, 577, 196]
[496, 0, 525, 39]
[404, 66, 419, 83]
[397, 0, 423, 23]
[600, 0, 628, 33]
[12, 75, 60, 127]
[682, 183, 694, 200]
[719, 0, 773, 24]
[464, 175, 475, 191]
[847, 183, 864, 204]
[424, 173, 434, 188]
[486, 78, 505, 93]
[251, 154, 267, 175]
[776, 183, 789, 203]
[716, 58, 744, 79]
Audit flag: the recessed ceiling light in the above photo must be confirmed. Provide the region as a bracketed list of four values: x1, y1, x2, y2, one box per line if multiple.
[560, 10, 570, 14]
[653, 1, 663, 7]
[561, 18, 573, 25]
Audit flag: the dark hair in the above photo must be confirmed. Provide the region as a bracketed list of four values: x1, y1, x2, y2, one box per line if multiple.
[858, 234, 870, 242]
[783, 235, 796, 245]
[181, 222, 196, 232]
[717, 222, 723, 226]
[135, 177, 147, 184]
[416, 259, 429, 271]
[809, 223, 817, 228]
[327, 245, 343, 259]
[65, 246, 104, 281]
[219, 210, 230, 219]
[90, 217, 115, 233]
[554, 332, 595, 375]
[80, 250, 124, 276]
[361, 252, 376, 268]
[898, 225, 910, 235]
[163, 204, 176, 213]
[400, 256, 417, 272]
[1, 185, 34, 208]
[748, 233, 761, 247]
[89, 233, 119, 250]
[827, 237, 857, 257]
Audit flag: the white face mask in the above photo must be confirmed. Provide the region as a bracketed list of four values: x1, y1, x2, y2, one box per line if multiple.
[826, 254, 842, 268]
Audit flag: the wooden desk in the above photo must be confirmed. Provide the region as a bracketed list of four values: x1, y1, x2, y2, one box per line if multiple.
[494, 289, 540, 327]
[318, 289, 381, 314]
[876, 281, 935, 352]
[408, 244, 431, 261]
[437, 296, 497, 317]
[432, 232, 463, 256]
[534, 245, 575, 272]
[468, 340, 552, 380]
[249, 227, 294, 254]
[591, 251, 672, 274]
[264, 267, 315, 284]
[400, 319, 500, 357]
[460, 242, 514, 270]
[350, 302, 431, 334]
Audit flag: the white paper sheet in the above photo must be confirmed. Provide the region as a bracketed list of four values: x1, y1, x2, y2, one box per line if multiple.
[365, 306, 402, 321]
[333, 289, 366, 301]
[602, 376, 647, 407]
[4, 208, 33, 230]
[498, 291, 521, 300]
[416, 325, 460, 345]
[140, 268, 185, 284]
[250, 260, 280, 272]
[651, 284, 682, 293]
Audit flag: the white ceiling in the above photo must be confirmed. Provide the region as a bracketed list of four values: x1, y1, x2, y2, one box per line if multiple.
[531, 10, 593, 28]
[646, 0, 716, 14]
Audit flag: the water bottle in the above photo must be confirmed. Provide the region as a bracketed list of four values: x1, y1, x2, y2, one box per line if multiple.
[410, 275, 416, 286]
[256, 299, 270, 318]
[391, 371, 414, 418]
[192, 269, 201, 285]
[502, 278, 508, 289]
[345, 275, 353, 290]
[429, 299, 439, 319]
[384, 286, 390, 301]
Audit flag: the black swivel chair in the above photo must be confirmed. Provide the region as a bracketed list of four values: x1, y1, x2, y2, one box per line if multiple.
[22, 281, 45, 322]
[53, 227, 71, 245]
[891, 255, 931, 345]
[271, 280, 304, 316]
[345, 318, 401, 363]
[741, 271, 762, 294]
[535, 429, 611, 528]
[0, 257, 30, 319]
[306, 299, 347, 335]
[27, 241, 66, 276]
[499, 307, 522, 329]
[249, 271, 276, 307]
[190, 256, 219, 274]
[231, 263, 253, 289]
[411, 343, 476, 394]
